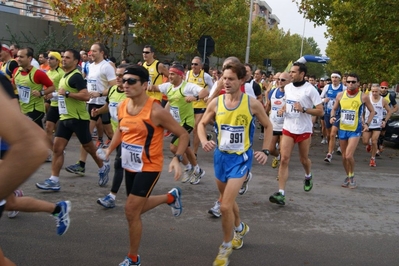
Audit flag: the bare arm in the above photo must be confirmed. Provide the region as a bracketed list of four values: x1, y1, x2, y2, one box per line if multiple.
[199, 98, 217, 152]
[382, 98, 393, 127]
[58, 87, 90, 101]
[362, 93, 375, 131]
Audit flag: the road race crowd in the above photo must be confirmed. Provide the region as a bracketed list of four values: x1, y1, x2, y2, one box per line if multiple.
[0, 41, 397, 266]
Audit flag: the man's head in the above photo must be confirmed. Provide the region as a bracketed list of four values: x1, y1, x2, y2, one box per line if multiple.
[370, 83, 380, 99]
[330, 70, 342, 86]
[380, 81, 389, 95]
[308, 75, 316, 86]
[48, 51, 62, 69]
[142, 45, 155, 63]
[168, 64, 185, 86]
[244, 63, 253, 81]
[10, 44, 19, 58]
[273, 72, 281, 83]
[122, 65, 150, 98]
[289, 62, 307, 83]
[38, 53, 48, 64]
[222, 61, 246, 94]
[254, 69, 262, 82]
[0, 44, 13, 61]
[278, 72, 291, 89]
[90, 42, 106, 63]
[191, 56, 202, 75]
[115, 63, 131, 88]
[346, 73, 360, 91]
[80, 50, 88, 62]
[62, 49, 80, 71]
[16, 47, 34, 68]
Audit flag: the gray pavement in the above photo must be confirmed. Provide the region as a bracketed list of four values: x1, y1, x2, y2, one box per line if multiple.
[1, 129, 399, 266]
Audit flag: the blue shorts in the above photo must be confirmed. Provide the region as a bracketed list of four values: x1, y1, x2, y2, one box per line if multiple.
[338, 129, 361, 140]
[324, 114, 339, 129]
[214, 148, 253, 183]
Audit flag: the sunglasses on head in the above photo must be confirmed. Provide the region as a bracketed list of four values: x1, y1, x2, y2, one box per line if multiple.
[142, 51, 151, 54]
[122, 78, 138, 85]
[278, 78, 286, 82]
[346, 80, 357, 84]
[191, 63, 199, 66]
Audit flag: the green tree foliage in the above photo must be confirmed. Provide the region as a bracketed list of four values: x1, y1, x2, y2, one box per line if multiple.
[295, 0, 399, 83]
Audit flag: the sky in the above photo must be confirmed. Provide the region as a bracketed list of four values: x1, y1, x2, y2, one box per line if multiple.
[267, 0, 328, 57]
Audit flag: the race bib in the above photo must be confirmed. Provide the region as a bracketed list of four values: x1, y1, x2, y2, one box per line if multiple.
[370, 115, 381, 128]
[87, 79, 97, 92]
[170, 106, 181, 123]
[109, 102, 118, 121]
[58, 95, 68, 114]
[271, 107, 284, 124]
[219, 125, 245, 152]
[121, 142, 144, 172]
[286, 99, 300, 118]
[17, 85, 31, 104]
[327, 99, 335, 113]
[341, 110, 355, 126]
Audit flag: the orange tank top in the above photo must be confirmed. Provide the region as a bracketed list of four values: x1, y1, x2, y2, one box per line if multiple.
[118, 97, 164, 172]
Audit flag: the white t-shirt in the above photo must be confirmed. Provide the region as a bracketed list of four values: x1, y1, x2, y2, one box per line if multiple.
[209, 80, 256, 99]
[87, 60, 116, 105]
[158, 81, 203, 97]
[283, 82, 322, 134]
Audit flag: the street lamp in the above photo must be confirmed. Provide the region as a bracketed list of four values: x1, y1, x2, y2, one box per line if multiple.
[245, 0, 254, 64]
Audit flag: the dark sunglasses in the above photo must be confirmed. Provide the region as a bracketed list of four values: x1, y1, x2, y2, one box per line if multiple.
[142, 51, 151, 54]
[191, 63, 199, 66]
[48, 57, 56, 60]
[346, 80, 357, 84]
[278, 78, 286, 82]
[122, 78, 138, 85]
[380, 86, 388, 89]
[116, 74, 124, 78]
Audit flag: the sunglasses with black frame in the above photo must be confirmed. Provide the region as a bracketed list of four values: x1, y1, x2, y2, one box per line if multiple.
[122, 78, 139, 85]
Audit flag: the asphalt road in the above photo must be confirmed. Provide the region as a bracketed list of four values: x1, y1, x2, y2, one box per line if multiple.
[1, 128, 399, 266]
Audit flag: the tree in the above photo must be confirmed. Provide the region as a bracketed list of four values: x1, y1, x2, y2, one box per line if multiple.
[295, 0, 399, 83]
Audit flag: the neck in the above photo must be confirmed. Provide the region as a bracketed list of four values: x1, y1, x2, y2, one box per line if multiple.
[347, 88, 359, 96]
[129, 94, 148, 108]
[64, 67, 75, 73]
[94, 58, 104, 64]
[293, 79, 306, 87]
[146, 59, 155, 65]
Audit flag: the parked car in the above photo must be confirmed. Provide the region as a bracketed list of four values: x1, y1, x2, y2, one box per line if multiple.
[384, 114, 399, 144]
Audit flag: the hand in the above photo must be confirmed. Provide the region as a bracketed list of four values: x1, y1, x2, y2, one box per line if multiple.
[91, 108, 98, 117]
[254, 151, 268, 165]
[293, 102, 302, 112]
[89, 91, 101, 98]
[32, 90, 41, 97]
[202, 140, 216, 152]
[362, 124, 369, 132]
[330, 117, 336, 123]
[185, 96, 196, 103]
[169, 159, 182, 181]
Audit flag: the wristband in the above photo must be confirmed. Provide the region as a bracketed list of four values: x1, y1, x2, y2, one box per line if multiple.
[40, 90, 45, 96]
[365, 122, 369, 126]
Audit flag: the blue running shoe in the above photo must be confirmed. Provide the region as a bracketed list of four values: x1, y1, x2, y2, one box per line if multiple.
[98, 164, 110, 187]
[119, 255, 141, 266]
[97, 194, 115, 208]
[168, 187, 182, 216]
[36, 179, 61, 191]
[54, 201, 71, 236]
[65, 162, 85, 176]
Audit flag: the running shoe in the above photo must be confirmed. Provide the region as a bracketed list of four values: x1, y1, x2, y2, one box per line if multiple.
[168, 187, 182, 216]
[181, 168, 194, 183]
[238, 172, 253, 195]
[341, 177, 350, 188]
[376, 150, 381, 157]
[336, 146, 342, 155]
[324, 153, 332, 163]
[258, 133, 264, 140]
[119, 256, 141, 266]
[208, 201, 221, 218]
[232, 222, 250, 250]
[96, 140, 104, 148]
[36, 178, 61, 191]
[366, 144, 371, 153]
[8, 190, 24, 219]
[190, 168, 205, 185]
[98, 164, 110, 187]
[369, 158, 376, 167]
[321, 138, 328, 144]
[213, 245, 232, 266]
[97, 194, 115, 208]
[54, 200, 71, 236]
[304, 176, 313, 192]
[269, 192, 285, 205]
[102, 139, 111, 148]
[271, 157, 279, 168]
[349, 177, 357, 189]
[65, 162, 85, 176]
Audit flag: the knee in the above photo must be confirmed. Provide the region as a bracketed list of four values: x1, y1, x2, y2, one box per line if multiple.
[299, 157, 309, 165]
[280, 155, 290, 165]
[219, 202, 232, 215]
[124, 202, 139, 220]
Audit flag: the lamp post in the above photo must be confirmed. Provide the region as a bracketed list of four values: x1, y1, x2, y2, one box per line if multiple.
[245, 0, 254, 64]
[300, 16, 306, 57]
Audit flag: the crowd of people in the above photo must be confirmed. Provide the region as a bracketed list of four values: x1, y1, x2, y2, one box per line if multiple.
[0, 40, 398, 266]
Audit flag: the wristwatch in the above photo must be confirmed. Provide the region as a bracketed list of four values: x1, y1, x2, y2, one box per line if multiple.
[262, 149, 270, 156]
[174, 154, 183, 162]
[99, 92, 103, 97]
[195, 95, 199, 101]
[302, 107, 307, 113]
[65, 91, 70, 98]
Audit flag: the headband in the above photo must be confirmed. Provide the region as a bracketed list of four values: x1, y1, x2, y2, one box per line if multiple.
[169, 67, 184, 77]
[1, 44, 12, 56]
[331, 73, 341, 79]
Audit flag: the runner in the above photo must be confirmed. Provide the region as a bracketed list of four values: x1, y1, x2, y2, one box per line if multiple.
[378, 81, 398, 154]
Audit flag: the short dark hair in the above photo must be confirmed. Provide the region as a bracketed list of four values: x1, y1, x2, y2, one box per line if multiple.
[40, 52, 48, 59]
[347, 72, 360, 82]
[223, 61, 246, 80]
[244, 63, 253, 71]
[292, 62, 307, 75]
[143, 45, 155, 53]
[11, 43, 19, 49]
[64, 49, 80, 62]
[21, 47, 34, 58]
[93, 42, 107, 54]
[117, 63, 132, 69]
[124, 65, 150, 83]
[121, 58, 131, 63]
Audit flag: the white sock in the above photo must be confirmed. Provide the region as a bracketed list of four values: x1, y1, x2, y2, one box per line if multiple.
[50, 176, 59, 182]
[222, 241, 232, 248]
[235, 222, 243, 232]
[108, 193, 116, 200]
[194, 164, 200, 174]
[279, 189, 285, 196]
[184, 163, 192, 170]
[305, 173, 312, 179]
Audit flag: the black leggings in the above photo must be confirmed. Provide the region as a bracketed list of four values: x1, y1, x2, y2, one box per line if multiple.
[110, 145, 124, 194]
